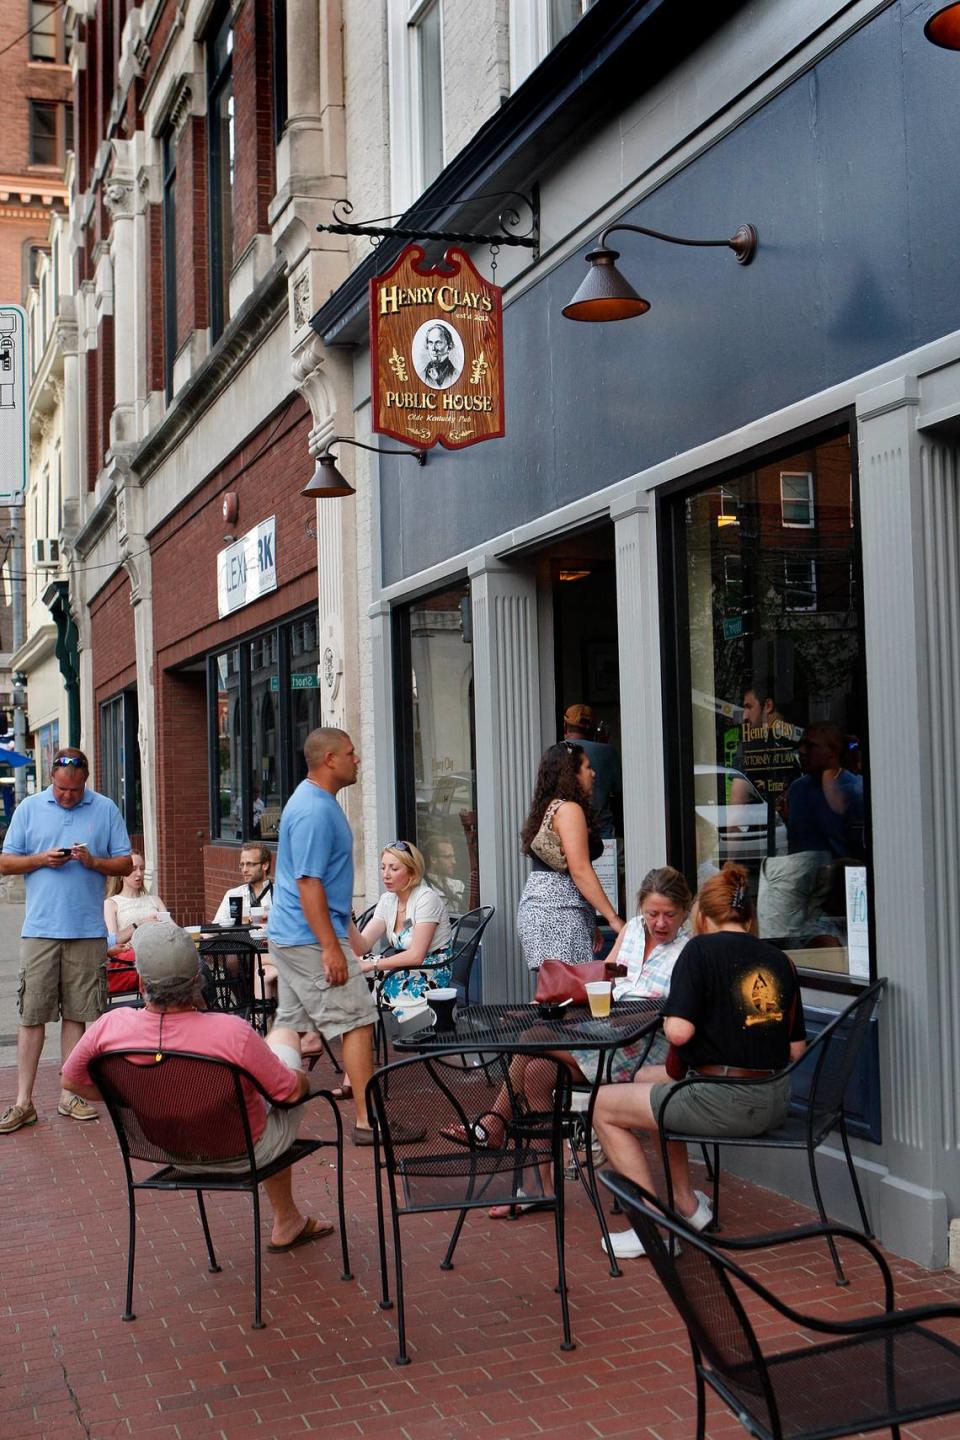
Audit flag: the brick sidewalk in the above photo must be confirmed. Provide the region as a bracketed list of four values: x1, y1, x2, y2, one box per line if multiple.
[3, 1059, 960, 1440]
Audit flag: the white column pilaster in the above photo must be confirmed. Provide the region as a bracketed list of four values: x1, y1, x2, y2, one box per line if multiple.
[468, 554, 541, 1002]
[857, 376, 950, 1265]
[612, 492, 666, 906]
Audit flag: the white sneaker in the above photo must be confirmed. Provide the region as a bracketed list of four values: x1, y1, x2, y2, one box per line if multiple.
[684, 1189, 713, 1232]
[601, 1227, 646, 1259]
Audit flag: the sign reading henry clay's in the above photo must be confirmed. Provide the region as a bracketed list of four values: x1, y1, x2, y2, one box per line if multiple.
[370, 244, 504, 450]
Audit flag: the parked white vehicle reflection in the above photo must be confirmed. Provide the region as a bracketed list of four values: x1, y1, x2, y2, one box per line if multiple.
[694, 764, 788, 862]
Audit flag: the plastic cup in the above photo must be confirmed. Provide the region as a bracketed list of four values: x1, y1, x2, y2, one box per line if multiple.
[250, 906, 267, 926]
[585, 981, 612, 1018]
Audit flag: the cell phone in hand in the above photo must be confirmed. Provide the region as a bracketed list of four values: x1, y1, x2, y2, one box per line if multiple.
[58, 847, 72, 856]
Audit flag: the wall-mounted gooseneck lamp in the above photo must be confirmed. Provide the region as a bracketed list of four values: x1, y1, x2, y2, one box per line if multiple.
[562, 220, 758, 322]
[302, 435, 427, 499]
[924, 3, 960, 47]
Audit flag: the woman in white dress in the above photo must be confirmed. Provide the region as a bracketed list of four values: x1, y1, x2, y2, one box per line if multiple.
[104, 853, 169, 945]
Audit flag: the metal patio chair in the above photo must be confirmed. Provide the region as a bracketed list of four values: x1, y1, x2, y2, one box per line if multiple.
[90, 1048, 350, 1330]
[657, 977, 886, 1284]
[366, 1047, 572, 1364]
[600, 1172, 960, 1440]
[198, 932, 275, 1035]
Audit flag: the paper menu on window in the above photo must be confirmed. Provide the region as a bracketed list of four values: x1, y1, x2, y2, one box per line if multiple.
[845, 866, 870, 979]
[595, 839, 620, 915]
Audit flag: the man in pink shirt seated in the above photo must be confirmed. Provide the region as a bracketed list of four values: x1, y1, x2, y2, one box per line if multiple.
[62, 921, 334, 1252]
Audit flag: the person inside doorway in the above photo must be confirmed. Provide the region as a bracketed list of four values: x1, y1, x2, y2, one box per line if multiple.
[562, 703, 622, 839]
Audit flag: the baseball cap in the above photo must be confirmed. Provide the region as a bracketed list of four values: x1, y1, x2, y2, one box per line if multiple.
[132, 921, 200, 983]
[563, 703, 594, 728]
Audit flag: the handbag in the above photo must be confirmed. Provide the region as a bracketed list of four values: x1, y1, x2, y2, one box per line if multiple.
[529, 799, 568, 872]
[534, 957, 628, 1006]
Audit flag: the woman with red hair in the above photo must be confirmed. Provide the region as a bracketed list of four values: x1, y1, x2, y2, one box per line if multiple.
[593, 862, 806, 1259]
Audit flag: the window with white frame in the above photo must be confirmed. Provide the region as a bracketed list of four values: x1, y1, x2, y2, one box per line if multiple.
[784, 558, 817, 612]
[388, 0, 445, 210]
[509, 0, 596, 90]
[780, 470, 815, 528]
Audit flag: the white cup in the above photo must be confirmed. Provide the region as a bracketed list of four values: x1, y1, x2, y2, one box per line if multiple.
[250, 906, 267, 926]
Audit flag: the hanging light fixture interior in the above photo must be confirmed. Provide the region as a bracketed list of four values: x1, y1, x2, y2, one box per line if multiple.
[925, 2, 960, 47]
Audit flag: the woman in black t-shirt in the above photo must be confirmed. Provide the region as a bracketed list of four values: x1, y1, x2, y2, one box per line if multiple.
[593, 863, 806, 1261]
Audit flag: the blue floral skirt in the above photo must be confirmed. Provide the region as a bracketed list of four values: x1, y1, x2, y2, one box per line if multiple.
[379, 948, 453, 1009]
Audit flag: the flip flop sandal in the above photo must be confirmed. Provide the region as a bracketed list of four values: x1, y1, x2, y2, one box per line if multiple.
[330, 1083, 353, 1101]
[440, 1112, 504, 1148]
[267, 1216, 334, 1252]
[489, 1191, 554, 1220]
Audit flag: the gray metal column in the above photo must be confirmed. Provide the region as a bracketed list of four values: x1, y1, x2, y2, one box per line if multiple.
[857, 376, 953, 1266]
[612, 492, 667, 910]
[468, 554, 541, 1001]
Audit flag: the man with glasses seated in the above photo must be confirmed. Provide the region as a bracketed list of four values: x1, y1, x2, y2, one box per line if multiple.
[213, 842, 275, 926]
[0, 747, 132, 1134]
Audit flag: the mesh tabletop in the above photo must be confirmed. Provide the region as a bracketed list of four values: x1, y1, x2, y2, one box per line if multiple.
[393, 999, 661, 1053]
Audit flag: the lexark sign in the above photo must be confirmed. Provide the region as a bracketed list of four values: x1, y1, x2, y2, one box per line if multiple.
[370, 245, 504, 450]
[216, 516, 277, 618]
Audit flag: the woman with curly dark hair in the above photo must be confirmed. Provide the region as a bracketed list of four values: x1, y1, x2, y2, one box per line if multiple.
[516, 742, 624, 970]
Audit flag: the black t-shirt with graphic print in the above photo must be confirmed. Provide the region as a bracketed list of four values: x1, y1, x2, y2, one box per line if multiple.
[662, 931, 806, 1072]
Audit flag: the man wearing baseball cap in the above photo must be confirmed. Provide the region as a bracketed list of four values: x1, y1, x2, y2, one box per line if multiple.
[61, 922, 333, 1252]
[563, 703, 622, 839]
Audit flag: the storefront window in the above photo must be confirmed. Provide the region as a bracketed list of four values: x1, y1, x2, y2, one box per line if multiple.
[37, 719, 59, 789]
[670, 429, 870, 981]
[99, 692, 141, 830]
[250, 632, 279, 840]
[214, 647, 241, 838]
[208, 612, 321, 844]
[290, 616, 321, 790]
[397, 582, 477, 913]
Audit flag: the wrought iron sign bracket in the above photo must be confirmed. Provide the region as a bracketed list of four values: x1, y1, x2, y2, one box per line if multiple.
[316, 191, 540, 257]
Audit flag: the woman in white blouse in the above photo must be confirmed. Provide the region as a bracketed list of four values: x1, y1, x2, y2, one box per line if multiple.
[355, 841, 455, 1008]
[104, 853, 169, 946]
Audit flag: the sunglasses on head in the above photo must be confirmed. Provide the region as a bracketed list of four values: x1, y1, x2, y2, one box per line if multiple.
[54, 756, 85, 768]
[386, 841, 412, 854]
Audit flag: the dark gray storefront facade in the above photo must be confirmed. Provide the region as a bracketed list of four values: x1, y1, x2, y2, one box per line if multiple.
[315, 0, 960, 1268]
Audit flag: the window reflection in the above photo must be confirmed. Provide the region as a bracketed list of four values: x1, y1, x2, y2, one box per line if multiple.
[250, 633, 279, 841]
[215, 647, 240, 838]
[406, 583, 477, 913]
[682, 432, 869, 978]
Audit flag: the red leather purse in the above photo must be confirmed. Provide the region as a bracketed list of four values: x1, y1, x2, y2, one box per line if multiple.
[534, 958, 627, 1006]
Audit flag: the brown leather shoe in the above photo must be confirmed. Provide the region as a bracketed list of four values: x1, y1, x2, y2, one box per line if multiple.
[0, 1102, 38, 1134]
[57, 1094, 98, 1121]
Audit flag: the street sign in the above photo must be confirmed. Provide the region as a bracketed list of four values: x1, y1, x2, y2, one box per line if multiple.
[0, 305, 28, 505]
[722, 615, 744, 640]
[269, 674, 320, 692]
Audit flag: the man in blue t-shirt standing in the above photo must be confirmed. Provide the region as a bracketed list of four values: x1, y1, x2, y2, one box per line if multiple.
[0, 748, 132, 1134]
[269, 728, 421, 1146]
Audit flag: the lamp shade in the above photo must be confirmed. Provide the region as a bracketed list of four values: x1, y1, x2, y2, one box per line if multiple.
[925, 2, 960, 47]
[562, 247, 651, 322]
[301, 453, 356, 499]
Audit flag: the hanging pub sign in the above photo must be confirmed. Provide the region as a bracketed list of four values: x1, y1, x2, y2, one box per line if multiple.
[370, 244, 504, 451]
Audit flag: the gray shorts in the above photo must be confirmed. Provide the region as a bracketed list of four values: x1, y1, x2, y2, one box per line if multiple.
[18, 937, 108, 1026]
[650, 1072, 791, 1137]
[270, 936, 377, 1041]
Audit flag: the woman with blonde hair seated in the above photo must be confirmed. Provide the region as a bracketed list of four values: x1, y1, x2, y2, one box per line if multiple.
[104, 852, 169, 945]
[354, 840, 454, 1009]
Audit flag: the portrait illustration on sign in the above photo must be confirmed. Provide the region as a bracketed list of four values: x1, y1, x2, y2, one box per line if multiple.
[412, 320, 464, 389]
[370, 245, 505, 450]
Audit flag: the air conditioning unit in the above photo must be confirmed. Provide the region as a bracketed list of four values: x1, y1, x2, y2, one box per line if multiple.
[31, 538, 59, 568]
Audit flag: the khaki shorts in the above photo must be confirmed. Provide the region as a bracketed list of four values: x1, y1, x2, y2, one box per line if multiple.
[650, 1072, 791, 1138]
[270, 936, 377, 1041]
[18, 938, 108, 1026]
[174, 1044, 303, 1176]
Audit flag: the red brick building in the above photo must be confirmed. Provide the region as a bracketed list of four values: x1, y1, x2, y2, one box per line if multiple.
[65, 0, 353, 915]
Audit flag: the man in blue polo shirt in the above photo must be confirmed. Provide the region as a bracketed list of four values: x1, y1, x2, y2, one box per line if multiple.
[0, 747, 132, 1133]
[268, 727, 422, 1146]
